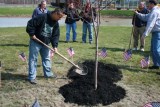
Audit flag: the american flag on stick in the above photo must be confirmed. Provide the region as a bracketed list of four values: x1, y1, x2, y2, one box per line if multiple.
[143, 102, 160, 107]
[123, 49, 132, 61]
[67, 47, 75, 57]
[32, 99, 40, 107]
[140, 56, 150, 68]
[98, 48, 107, 58]
[19, 52, 27, 62]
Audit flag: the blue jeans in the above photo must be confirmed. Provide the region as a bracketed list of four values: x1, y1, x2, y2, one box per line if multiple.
[28, 39, 54, 80]
[151, 32, 160, 66]
[82, 22, 93, 42]
[66, 22, 77, 41]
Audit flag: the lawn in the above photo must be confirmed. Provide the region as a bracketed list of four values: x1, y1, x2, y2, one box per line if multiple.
[0, 6, 54, 17]
[0, 26, 160, 107]
[0, 6, 134, 17]
[101, 10, 133, 17]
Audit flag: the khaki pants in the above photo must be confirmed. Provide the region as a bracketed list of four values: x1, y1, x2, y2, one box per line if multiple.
[133, 26, 145, 48]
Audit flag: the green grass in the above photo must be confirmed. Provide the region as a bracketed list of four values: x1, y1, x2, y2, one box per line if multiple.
[0, 6, 54, 17]
[101, 10, 134, 17]
[0, 6, 134, 17]
[0, 26, 160, 106]
[0, 26, 159, 85]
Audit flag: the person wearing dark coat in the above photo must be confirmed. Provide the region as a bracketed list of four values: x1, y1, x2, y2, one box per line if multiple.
[26, 8, 64, 84]
[132, 2, 149, 51]
[64, 2, 80, 42]
[80, 2, 96, 44]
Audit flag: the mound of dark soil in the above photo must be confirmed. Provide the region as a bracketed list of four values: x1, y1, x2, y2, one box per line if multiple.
[59, 60, 126, 106]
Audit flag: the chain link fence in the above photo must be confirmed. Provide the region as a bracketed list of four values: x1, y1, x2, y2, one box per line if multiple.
[0, 0, 57, 7]
[0, 0, 57, 4]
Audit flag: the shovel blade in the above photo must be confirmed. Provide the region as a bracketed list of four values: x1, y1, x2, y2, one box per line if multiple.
[74, 68, 87, 75]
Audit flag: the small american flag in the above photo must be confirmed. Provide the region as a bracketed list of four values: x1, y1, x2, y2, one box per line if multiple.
[144, 102, 160, 107]
[140, 56, 150, 68]
[67, 47, 75, 57]
[19, 52, 27, 62]
[32, 99, 40, 107]
[98, 48, 107, 58]
[123, 49, 132, 61]
[151, 102, 160, 107]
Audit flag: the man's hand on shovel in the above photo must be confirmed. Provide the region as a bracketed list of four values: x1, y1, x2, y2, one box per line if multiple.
[31, 35, 37, 40]
[51, 48, 58, 56]
[31, 35, 58, 53]
[134, 10, 138, 15]
[33, 36, 87, 75]
[53, 48, 58, 53]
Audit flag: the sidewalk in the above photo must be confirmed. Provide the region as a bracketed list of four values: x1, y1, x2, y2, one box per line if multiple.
[100, 17, 132, 27]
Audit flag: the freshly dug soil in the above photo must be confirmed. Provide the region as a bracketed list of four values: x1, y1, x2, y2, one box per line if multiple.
[59, 60, 126, 106]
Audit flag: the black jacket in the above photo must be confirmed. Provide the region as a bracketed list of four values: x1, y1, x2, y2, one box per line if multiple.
[64, 8, 80, 24]
[26, 12, 60, 48]
[80, 8, 96, 23]
[132, 8, 149, 27]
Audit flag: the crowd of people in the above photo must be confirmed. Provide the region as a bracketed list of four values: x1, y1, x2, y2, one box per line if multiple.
[26, 0, 160, 84]
[134, 0, 160, 70]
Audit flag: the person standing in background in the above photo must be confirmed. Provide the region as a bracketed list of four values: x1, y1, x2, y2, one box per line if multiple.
[32, 0, 48, 18]
[80, 2, 96, 44]
[132, 2, 149, 51]
[135, 0, 160, 69]
[64, 1, 80, 43]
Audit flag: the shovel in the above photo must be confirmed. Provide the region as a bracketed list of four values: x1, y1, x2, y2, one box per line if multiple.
[34, 37, 87, 75]
[125, 15, 136, 52]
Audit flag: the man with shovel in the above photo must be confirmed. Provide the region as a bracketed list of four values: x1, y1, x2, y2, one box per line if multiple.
[26, 8, 65, 84]
[135, 0, 160, 69]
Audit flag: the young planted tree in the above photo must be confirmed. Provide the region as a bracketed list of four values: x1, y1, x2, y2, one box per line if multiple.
[89, 0, 113, 90]
[63, 0, 113, 90]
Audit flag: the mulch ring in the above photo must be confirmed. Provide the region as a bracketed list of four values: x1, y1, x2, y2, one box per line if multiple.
[59, 60, 126, 106]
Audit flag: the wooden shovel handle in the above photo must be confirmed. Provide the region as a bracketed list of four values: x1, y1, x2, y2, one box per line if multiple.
[34, 37, 80, 69]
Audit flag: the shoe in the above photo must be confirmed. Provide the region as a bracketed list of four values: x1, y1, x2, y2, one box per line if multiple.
[140, 48, 144, 52]
[29, 79, 37, 84]
[149, 66, 159, 69]
[46, 74, 57, 79]
[73, 40, 77, 42]
[65, 41, 69, 43]
[132, 48, 138, 51]
[89, 41, 92, 44]
[82, 41, 86, 43]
